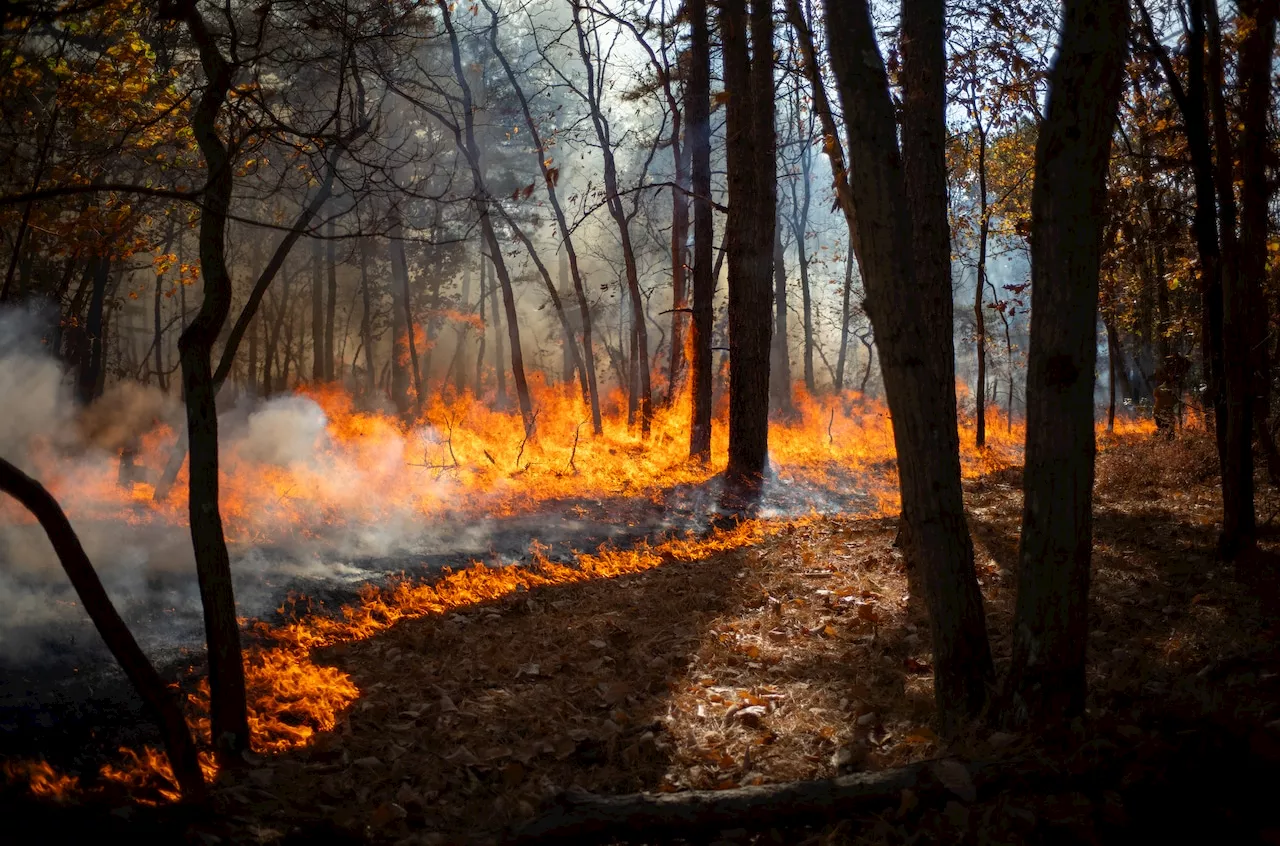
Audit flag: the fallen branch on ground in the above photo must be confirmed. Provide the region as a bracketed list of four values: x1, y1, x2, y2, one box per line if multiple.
[509, 757, 1021, 844]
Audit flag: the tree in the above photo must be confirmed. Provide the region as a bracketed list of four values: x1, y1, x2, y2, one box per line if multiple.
[0, 458, 206, 800]
[824, 0, 994, 730]
[720, 0, 775, 501]
[1005, 0, 1128, 726]
[166, 0, 250, 761]
[686, 0, 715, 463]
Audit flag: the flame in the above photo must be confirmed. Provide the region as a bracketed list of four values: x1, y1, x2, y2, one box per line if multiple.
[1, 377, 1157, 802]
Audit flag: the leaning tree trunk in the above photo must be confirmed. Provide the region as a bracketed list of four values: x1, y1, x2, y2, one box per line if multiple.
[1005, 0, 1127, 728]
[720, 0, 775, 501]
[687, 0, 715, 463]
[825, 0, 994, 731]
[485, 4, 602, 434]
[175, 3, 250, 762]
[571, 2, 652, 436]
[0, 459, 207, 798]
[439, 1, 534, 434]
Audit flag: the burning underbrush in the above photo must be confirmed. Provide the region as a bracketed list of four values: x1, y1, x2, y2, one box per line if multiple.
[8, 424, 1276, 846]
[3, 372, 1190, 840]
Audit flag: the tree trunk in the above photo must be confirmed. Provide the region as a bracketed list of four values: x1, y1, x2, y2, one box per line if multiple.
[78, 257, 109, 405]
[571, 2, 651, 437]
[176, 5, 250, 762]
[974, 125, 990, 448]
[359, 236, 377, 402]
[720, 0, 775, 502]
[390, 216, 423, 417]
[1005, 0, 1127, 727]
[667, 119, 690, 406]
[1105, 312, 1119, 432]
[1221, 0, 1277, 557]
[770, 224, 794, 416]
[388, 232, 411, 416]
[0, 459, 206, 800]
[311, 231, 324, 381]
[1205, 0, 1244, 549]
[687, 0, 715, 462]
[325, 217, 338, 381]
[826, 0, 994, 731]
[438, 4, 533, 432]
[485, 5, 602, 433]
[835, 248, 854, 392]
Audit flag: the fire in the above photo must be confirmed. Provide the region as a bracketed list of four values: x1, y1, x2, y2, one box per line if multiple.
[0, 377, 1157, 802]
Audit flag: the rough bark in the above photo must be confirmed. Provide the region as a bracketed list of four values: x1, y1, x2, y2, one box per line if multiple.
[1005, 0, 1127, 727]
[176, 3, 250, 761]
[687, 0, 714, 462]
[826, 0, 994, 730]
[720, 0, 775, 502]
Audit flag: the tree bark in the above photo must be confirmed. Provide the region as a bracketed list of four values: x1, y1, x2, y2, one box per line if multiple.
[687, 0, 715, 463]
[1005, 0, 1127, 727]
[826, 0, 994, 731]
[77, 257, 109, 405]
[720, 0, 775, 502]
[835, 248, 854, 392]
[973, 124, 990, 448]
[176, 3, 251, 762]
[0, 459, 206, 800]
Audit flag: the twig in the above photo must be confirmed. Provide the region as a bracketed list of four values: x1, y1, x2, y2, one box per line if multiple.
[515, 410, 541, 469]
[568, 420, 586, 473]
[828, 408, 835, 446]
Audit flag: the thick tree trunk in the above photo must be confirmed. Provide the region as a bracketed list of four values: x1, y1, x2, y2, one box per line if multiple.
[1005, 0, 1127, 727]
[687, 0, 715, 463]
[826, 0, 994, 731]
[770, 224, 794, 416]
[1221, 0, 1277, 557]
[176, 5, 250, 762]
[720, 0, 775, 502]
[1205, 0, 1245, 549]
[0, 459, 206, 800]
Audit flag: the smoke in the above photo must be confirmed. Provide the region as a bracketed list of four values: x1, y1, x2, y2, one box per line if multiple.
[0, 307, 464, 667]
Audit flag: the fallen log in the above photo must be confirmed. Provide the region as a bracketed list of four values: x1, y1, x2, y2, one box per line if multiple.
[509, 757, 1005, 844]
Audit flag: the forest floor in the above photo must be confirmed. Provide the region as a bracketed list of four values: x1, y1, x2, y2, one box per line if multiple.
[7, 428, 1280, 845]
